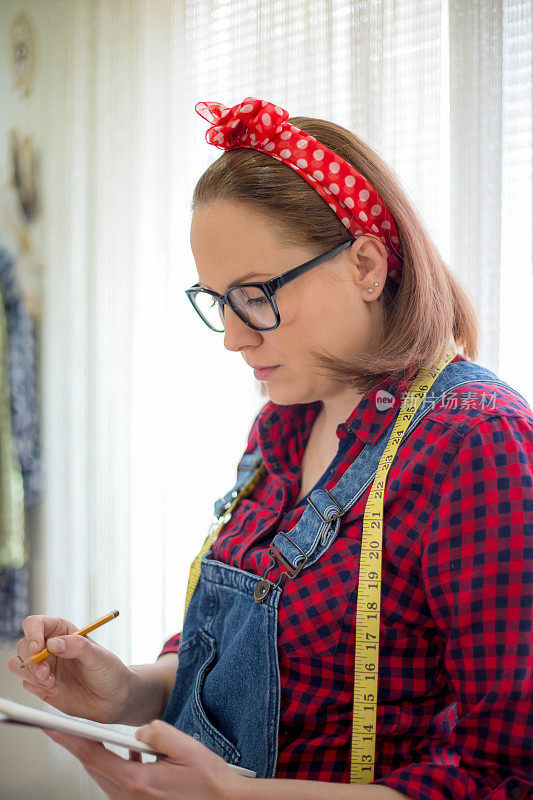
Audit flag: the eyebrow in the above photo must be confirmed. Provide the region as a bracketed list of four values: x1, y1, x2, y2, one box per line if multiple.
[198, 272, 273, 292]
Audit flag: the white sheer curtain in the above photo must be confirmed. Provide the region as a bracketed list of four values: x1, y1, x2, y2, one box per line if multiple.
[13, 0, 529, 795]
[499, 0, 533, 396]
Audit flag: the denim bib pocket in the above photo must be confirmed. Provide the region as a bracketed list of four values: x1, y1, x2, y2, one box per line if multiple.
[171, 628, 242, 765]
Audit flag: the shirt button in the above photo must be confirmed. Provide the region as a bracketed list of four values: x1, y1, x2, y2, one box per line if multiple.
[507, 780, 524, 799]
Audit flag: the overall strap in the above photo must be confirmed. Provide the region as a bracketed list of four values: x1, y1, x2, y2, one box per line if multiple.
[182, 457, 266, 624]
[213, 448, 265, 519]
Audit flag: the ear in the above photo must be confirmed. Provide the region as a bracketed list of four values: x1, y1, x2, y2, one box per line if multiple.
[346, 234, 390, 294]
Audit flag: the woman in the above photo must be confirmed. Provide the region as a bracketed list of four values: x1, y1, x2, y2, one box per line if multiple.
[9, 98, 533, 800]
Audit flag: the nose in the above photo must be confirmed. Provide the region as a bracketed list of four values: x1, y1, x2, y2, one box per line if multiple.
[223, 306, 263, 352]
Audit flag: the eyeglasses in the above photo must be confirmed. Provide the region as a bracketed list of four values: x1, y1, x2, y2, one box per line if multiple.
[185, 236, 356, 332]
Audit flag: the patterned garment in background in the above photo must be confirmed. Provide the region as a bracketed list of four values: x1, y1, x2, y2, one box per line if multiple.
[0, 246, 42, 508]
[0, 565, 29, 642]
[159, 354, 533, 799]
[0, 270, 28, 642]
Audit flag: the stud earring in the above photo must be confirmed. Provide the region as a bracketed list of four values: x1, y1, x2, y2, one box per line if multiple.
[368, 282, 379, 294]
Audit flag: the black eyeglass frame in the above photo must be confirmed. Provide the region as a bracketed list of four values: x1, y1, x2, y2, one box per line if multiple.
[185, 235, 357, 332]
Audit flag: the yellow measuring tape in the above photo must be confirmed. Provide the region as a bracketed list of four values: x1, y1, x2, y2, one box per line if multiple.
[182, 339, 457, 782]
[350, 339, 456, 782]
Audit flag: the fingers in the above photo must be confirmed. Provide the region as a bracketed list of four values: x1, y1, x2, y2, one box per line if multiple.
[23, 665, 56, 691]
[135, 719, 204, 760]
[7, 651, 57, 696]
[16, 632, 44, 670]
[8, 651, 57, 690]
[16, 615, 73, 676]
[9, 615, 73, 688]
[21, 616, 46, 656]
[13, 616, 91, 677]
[21, 615, 76, 654]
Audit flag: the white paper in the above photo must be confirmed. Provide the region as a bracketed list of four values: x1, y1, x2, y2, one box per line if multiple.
[0, 696, 256, 777]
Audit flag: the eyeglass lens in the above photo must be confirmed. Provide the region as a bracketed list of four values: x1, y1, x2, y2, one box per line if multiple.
[192, 286, 277, 331]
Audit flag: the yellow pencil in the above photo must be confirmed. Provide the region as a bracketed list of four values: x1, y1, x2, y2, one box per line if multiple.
[18, 610, 119, 669]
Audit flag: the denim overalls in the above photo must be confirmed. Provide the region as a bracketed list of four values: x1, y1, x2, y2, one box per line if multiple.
[161, 358, 527, 779]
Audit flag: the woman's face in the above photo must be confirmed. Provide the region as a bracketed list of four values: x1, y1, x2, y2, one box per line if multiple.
[190, 200, 387, 407]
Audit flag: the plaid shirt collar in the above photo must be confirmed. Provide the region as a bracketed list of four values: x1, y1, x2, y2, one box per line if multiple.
[256, 363, 449, 476]
[339, 369, 416, 446]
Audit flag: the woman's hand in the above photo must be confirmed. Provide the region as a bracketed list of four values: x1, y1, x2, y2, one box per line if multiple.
[7, 615, 137, 724]
[41, 721, 247, 800]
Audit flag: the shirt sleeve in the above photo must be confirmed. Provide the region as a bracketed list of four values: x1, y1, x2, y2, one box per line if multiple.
[157, 631, 182, 659]
[372, 414, 533, 800]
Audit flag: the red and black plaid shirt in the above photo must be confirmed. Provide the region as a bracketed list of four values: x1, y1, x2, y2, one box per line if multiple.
[159, 354, 533, 800]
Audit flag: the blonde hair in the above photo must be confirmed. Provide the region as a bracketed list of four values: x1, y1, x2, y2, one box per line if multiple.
[192, 115, 479, 397]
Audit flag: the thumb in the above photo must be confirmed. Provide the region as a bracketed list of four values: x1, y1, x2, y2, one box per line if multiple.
[46, 633, 99, 663]
[135, 719, 200, 759]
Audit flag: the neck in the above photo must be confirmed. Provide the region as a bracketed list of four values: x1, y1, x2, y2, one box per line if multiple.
[316, 386, 365, 439]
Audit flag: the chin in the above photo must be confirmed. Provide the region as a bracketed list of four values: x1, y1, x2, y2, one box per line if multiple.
[260, 384, 306, 407]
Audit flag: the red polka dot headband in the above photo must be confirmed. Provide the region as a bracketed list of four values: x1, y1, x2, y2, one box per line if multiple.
[194, 96, 404, 283]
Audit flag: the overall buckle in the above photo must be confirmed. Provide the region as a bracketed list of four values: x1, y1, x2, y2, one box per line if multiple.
[253, 532, 308, 603]
[306, 488, 345, 523]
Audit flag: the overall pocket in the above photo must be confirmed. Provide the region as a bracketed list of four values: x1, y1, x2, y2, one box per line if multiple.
[182, 628, 242, 765]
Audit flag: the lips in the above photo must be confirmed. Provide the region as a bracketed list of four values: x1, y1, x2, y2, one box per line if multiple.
[253, 365, 279, 380]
